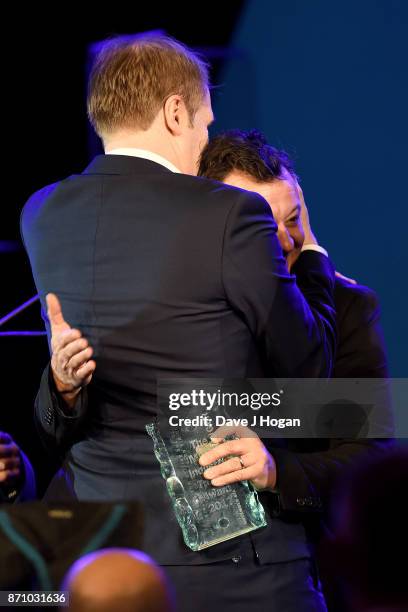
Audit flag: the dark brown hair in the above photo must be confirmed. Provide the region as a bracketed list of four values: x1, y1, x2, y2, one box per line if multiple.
[198, 129, 296, 182]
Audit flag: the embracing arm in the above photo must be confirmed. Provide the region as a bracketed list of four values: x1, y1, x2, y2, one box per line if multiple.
[34, 294, 94, 454]
[222, 191, 336, 377]
[34, 362, 89, 454]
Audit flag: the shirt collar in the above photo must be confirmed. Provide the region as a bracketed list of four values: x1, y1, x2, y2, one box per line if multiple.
[105, 148, 181, 174]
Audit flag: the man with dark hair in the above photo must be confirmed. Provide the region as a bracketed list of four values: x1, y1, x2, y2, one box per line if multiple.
[199, 129, 388, 379]
[198, 128, 392, 608]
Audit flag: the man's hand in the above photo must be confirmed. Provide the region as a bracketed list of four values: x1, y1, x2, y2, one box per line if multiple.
[0, 432, 21, 485]
[297, 184, 318, 247]
[47, 293, 96, 408]
[198, 426, 277, 491]
[286, 184, 319, 272]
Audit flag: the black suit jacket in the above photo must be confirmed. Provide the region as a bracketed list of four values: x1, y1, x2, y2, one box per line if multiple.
[21, 154, 336, 564]
[268, 276, 392, 517]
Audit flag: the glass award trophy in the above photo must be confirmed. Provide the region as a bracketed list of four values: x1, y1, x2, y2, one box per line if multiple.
[146, 419, 267, 551]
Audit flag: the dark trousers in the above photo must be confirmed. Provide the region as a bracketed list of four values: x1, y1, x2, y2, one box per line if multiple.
[163, 538, 327, 612]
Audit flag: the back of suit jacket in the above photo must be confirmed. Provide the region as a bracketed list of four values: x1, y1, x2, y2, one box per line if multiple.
[21, 154, 336, 564]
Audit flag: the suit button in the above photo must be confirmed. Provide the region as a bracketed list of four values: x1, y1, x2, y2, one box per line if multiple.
[231, 556, 241, 563]
[296, 497, 305, 506]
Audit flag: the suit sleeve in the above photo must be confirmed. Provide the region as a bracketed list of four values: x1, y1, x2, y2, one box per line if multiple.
[334, 287, 389, 378]
[270, 287, 393, 514]
[34, 363, 88, 456]
[32, 296, 89, 454]
[221, 191, 336, 377]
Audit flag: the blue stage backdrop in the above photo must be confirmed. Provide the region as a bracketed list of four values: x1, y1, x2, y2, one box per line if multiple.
[211, 0, 408, 376]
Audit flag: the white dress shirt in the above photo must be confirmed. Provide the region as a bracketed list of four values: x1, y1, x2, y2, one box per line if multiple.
[106, 147, 181, 173]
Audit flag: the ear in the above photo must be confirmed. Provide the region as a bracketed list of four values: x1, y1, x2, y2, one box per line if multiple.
[163, 94, 187, 136]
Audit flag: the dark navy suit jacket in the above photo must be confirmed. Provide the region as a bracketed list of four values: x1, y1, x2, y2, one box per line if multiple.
[21, 154, 337, 564]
